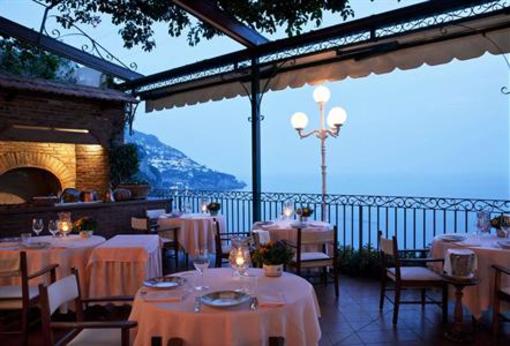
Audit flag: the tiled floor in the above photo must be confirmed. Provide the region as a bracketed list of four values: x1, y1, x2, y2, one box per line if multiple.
[315, 275, 510, 346]
[2, 273, 510, 345]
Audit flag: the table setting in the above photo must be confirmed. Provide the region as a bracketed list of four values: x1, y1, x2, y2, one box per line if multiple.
[430, 227, 510, 319]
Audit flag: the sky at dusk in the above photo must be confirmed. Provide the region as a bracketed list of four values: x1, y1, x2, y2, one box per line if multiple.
[2, 0, 509, 199]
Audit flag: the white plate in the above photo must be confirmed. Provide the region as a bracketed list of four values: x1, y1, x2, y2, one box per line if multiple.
[200, 290, 251, 308]
[437, 234, 467, 242]
[143, 276, 186, 289]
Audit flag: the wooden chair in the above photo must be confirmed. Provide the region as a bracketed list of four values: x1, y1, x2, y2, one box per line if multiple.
[378, 231, 448, 325]
[131, 209, 181, 270]
[38, 268, 136, 346]
[492, 264, 510, 334]
[213, 218, 251, 268]
[286, 226, 339, 298]
[0, 251, 58, 345]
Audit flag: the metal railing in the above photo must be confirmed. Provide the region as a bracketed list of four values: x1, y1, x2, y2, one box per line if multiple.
[151, 189, 510, 250]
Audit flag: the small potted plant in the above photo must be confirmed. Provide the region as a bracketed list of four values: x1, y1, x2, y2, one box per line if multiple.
[252, 241, 294, 277]
[207, 202, 221, 216]
[296, 206, 314, 222]
[73, 217, 97, 238]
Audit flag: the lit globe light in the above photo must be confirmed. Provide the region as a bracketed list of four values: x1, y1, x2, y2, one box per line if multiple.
[327, 107, 347, 128]
[290, 112, 309, 130]
[313, 85, 331, 104]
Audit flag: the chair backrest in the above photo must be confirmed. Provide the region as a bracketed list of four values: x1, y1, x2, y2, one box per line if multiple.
[146, 209, 166, 219]
[377, 231, 401, 277]
[131, 217, 149, 231]
[45, 274, 80, 315]
[379, 236, 395, 256]
[300, 229, 335, 245]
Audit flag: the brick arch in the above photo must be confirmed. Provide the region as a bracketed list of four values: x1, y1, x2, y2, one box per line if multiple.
[0, 152, 75, 188]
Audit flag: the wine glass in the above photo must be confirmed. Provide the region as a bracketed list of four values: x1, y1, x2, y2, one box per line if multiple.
[191, 249, 210, 291]
[48, 220, 59, 237]
[475, 211, 490, 237]
[32, 218, 44, 236]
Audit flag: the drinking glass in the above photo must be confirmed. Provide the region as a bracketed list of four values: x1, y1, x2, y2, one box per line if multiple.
[48, 220, 59, 237]
[32, 218, 44, 236]
[184, 200, 193, 214]
[191, 249, 210, 291]
[475, 211, 491, 237]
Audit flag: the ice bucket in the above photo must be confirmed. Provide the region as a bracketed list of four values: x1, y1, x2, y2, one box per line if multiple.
[445, 248, 477, 279]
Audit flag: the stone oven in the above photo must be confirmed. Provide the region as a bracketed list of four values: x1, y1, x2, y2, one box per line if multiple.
[0, 72, 132, 204]
[0, 73, 172, 238]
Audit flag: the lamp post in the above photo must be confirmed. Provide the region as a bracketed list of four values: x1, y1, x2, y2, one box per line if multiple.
[290, 85, 347, 221]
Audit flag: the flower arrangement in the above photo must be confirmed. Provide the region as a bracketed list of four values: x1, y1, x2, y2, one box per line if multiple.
[490, 214, 510, 229]
[252, 241, 294, 266]
[296, 206, 314, 220]
[207, 202, 221, 215]
[73, 217, 97, 232]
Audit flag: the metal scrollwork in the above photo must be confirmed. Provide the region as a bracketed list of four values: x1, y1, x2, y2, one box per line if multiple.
[39, 12, 138, 72]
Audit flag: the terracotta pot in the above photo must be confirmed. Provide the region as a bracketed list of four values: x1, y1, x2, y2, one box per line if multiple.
[263, 264, 283, 277]
[113, 188, 131, 201]
[117, 184, 151, 200]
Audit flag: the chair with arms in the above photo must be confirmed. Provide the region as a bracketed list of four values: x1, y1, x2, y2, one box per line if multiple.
[0, 251, 58, 345]
[286, 226, 339, 298]
[213, 218, 251, 268]
[378, 231, 448, 325]
[492, 264, 510, 334]
[38, 268, 136, 346]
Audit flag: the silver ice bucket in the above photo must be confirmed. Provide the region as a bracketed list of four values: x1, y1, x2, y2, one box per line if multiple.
[446, 249, 477, 278]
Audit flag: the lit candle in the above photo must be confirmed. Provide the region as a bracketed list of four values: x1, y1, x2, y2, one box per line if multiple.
[235, 249, 245, 266]
[283, 207, 293, 218]
[201, 203, 208, 213]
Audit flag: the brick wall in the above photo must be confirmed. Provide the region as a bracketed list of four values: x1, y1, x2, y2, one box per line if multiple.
[0, 88, 126, 196]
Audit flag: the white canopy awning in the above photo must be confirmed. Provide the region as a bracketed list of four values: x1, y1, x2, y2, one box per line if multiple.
[146, 13, 510, 112]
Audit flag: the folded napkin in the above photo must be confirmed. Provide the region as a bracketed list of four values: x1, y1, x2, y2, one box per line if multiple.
[141, 290, 184, 303]
[258, 292, 286, 307]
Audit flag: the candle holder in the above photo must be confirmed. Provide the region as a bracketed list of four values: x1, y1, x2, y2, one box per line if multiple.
[228, 236, 251, 277]
[58, 212, 72, 237]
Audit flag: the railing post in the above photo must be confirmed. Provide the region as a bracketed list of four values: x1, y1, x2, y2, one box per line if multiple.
[358, 206, 363, 250]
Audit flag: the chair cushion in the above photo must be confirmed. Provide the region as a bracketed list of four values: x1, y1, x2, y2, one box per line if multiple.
[296, 252, 331, 261]
[0, 285, 39, 309]
[501, 286, 510, 297]
[68, 328, 121, 346]
[387, 267, 442, 281]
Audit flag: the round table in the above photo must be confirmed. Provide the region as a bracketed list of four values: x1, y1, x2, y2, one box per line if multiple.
[158, 214, 226, 254]
[430, 234, 510, 318]
[129, 268, 321, 346]
[0, 235, 105, 297]
[253, 219, 332, 252]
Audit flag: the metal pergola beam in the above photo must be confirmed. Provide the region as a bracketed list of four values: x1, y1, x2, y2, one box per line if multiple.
[172, 0, 269, 48]
[0, 16, 143, 81]
[120, 0, 501, 91]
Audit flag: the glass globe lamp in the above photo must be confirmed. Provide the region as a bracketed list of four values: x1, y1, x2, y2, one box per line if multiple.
[290, 112, 309, 130]
[313, 85, 331, 104]
[327, 107, 347, 128]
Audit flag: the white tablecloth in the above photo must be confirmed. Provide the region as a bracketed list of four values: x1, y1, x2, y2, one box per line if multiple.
[129, 268, 321, 346]
[87, 235, 162, 297]
[0, 235, 105, 298]
[430, 234, 510, 318]
[158, 214, 226, 254]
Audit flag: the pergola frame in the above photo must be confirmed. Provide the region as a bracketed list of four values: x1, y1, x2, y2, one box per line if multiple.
[1, 0, 509, 221]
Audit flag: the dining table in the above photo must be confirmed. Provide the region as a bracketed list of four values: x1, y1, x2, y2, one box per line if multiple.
[157, 213, 226, 254]
[87, 234, 162, 298]
[252, 219, 332, 251]
[430, 233, 510, 319]
[129, 268, 321, 346]
[0, 234, 105, 297]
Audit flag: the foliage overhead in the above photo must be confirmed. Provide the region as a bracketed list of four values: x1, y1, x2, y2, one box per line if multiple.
[0, 36, 76, 80]
[45, 0, 355, 51]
